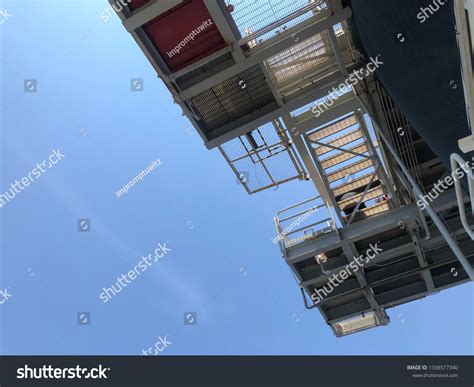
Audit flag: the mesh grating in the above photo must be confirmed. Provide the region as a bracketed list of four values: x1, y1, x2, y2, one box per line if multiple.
[314, 128, 363, 156]
[332, 172, 379, 198]
[227, 0, 329, 44]
[266, 30, 338, 92]
[321, 143, 368, 170]
[219, 122, 305, 194]
[326, 159, 375, 183]
[309, 115, 358, 142]
[190, 65, 276, 133]
[175, 53, 234, 88]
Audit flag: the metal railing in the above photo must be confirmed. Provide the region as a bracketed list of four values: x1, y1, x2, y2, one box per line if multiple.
[356, 95, 474, 282]
[219, 121, 306, 194]
[451, 153, 474, 240]
[274, 195, 337, 254]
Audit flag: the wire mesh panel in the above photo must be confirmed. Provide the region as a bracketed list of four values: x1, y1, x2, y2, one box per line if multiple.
[227, 0, 329, 44]
[265, 30, 338, 93]
[190, 65, 277, 134]
[219, 121, 306, 194]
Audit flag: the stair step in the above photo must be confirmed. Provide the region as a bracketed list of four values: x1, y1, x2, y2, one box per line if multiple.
[308, 115, 358, 142]
[326, 159, 375, 183]
[337, 187, 386, 208]
[321, 143, 369, 170]
[332, 172, 379, 198]
[315, 128, 363, 157]
[360, 201, 391, 217]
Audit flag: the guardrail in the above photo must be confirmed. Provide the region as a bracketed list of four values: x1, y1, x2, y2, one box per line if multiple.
[274, 195, 337, 255]
[450, 153, 474, 240]
[355, 95, 474, 282]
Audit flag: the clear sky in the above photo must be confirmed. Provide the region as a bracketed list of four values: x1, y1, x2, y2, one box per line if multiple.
[0, 0, 472, 355]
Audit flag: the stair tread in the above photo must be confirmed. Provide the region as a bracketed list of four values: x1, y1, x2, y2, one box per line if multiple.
[326, 159, 375, 183]
[315, 128, 364, 156]
[332, 172, 380, 198]
[308, 115, 358, 142]
[322, 143, 369, 170]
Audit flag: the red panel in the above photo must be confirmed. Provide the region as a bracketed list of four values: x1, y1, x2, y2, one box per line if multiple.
[142, 0, 227, 72]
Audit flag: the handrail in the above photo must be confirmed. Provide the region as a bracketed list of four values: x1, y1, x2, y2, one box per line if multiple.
[450, 153, 474, 240]
[356, 95, 474, 281]
[276, 195, 323, 218]
[285, 218, 333, 237]
[454, 0, 474, 136]
[279, 204, 325, 223]
[274, 195, 337, 250]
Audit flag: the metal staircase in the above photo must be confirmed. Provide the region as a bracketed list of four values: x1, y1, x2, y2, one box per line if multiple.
[303, 111, 395, 225]
[112, 0, 474, 337]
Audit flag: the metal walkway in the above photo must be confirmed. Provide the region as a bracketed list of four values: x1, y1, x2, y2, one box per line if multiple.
[113, 0, 474, 337]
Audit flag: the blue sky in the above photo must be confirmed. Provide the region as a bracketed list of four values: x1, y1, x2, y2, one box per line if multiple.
[0, 0, 472, 355]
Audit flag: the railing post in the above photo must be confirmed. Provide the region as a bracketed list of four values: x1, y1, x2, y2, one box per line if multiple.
[356, 96, 474, 281]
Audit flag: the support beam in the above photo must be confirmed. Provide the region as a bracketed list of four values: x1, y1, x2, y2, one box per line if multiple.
[340, 244, 382, 312]
[203, 0, 245, 62]
[260, 63, 283, 106]
[294, 95, 360, 134]
[327, 28, 348, 76]
[454, 0, 474, 151]
[287, 204, 420, 264]
[123, 0, 183, 32]
[301, 242, 415, 288]
[356, 96, 474, 281]
[282, 115, 332, 200]
[301, 225, 469, 289]
[179, 8, 353, 100]
[355, 110, 399, 205]
[205, 74, 347, 149]
[407, 226, 436, 293]
[301, 132, 345, 223]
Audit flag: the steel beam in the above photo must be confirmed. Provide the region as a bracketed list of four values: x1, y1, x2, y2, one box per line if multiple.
[355, 110, 399, 206]
[301, 242, 415, 288]
[356, 96, 474, 281]
[205, 74, 347, 149]
[321, 252, 474, 314]
[454, 0, 474, 151]
[340, 244, 382, 312]
[286, 187, 464, 266]
[302, 133, 345, 223]
[301, 225, 471, 289]
[179, 8, 353, 100]
[260, 63, 283, 106]
[407, 225, 436, 293]
[203, 0, 245, 62]
[123, 0, 183, 32]
[294, 95, 359, 134]
[327, 28, 348, 76]
[282, 115, 332, 200]
[286, 204, 420, 265]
